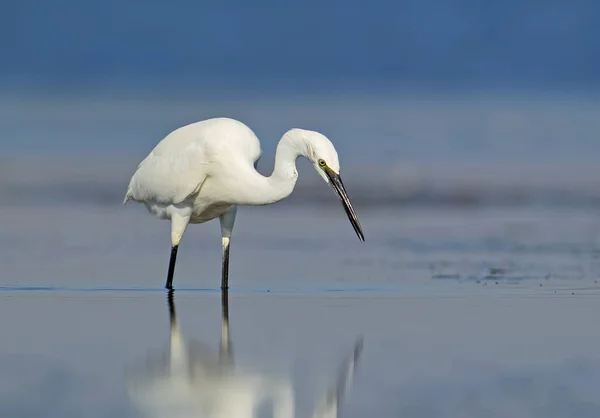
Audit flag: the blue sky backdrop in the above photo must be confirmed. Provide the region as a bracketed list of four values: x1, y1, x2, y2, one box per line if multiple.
[2, 0, 599, 92]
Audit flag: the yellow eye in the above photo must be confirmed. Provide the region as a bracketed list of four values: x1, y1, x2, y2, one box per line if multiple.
[318, 159, 326, 167]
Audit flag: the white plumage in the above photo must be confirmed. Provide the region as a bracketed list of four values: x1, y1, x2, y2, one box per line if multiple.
[124, 117, 364, 289]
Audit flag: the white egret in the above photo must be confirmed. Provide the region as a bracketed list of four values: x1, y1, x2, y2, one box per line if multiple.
[124, 117, 364, 290]
[126, 290, 363, 418]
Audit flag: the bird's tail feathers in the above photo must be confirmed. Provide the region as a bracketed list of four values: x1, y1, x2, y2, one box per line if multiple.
[123, 190, 132, 205]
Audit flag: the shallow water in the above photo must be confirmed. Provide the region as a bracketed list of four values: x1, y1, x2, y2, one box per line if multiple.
[2, 203, 600, 417]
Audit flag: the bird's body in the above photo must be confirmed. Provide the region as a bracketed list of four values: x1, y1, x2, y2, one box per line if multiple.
[125, 118, 260, 221]
[124, 117, 364, 289]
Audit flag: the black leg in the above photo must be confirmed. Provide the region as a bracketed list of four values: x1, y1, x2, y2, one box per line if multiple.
[221, 241, 230, 290]
[167, 289, 176, 327]
[219, 287, 233, 365]
[219, 207, 237, 291]
[221, 287, 229, 324]
[165, 245, 179, 290]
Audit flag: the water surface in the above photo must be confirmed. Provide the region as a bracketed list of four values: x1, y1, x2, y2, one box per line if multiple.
[2, 203, 600, 417]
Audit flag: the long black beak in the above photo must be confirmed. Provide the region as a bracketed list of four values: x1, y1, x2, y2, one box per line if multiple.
[325, 168, 365, 241]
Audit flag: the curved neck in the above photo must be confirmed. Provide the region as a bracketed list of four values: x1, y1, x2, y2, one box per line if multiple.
[234, 130, 308, 206]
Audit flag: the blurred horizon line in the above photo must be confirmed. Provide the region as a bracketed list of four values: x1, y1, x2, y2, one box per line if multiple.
[3, 158, 600, 210]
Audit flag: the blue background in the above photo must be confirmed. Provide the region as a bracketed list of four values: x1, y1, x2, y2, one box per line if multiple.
[3, 0, 599, 92]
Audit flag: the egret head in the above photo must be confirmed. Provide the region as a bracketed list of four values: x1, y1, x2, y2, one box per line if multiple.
[302, 130, 365, 242]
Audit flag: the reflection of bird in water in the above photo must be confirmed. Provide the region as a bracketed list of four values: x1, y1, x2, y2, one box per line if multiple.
[311, 335, 363, 418]
[126, 291, 363, 418]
